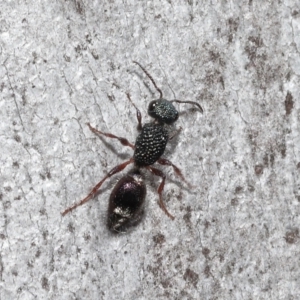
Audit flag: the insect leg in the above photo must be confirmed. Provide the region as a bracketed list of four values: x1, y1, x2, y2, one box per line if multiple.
[62, 158, 134, 216]
[126, 93, 142, 130]
[146, 166, 175, 220]
[87, 123, 134, 149]
[157, 158, 193, 188]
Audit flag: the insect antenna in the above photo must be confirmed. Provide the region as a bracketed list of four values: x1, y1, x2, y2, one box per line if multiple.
[170, 100, 203, 113]
[133, 61, 163, 99]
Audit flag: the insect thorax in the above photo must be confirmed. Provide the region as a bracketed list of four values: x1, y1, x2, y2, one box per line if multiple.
[134, 123, 169, 166]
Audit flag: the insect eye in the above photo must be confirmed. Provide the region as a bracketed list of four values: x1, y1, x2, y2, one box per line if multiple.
[148, 100, 157, 112]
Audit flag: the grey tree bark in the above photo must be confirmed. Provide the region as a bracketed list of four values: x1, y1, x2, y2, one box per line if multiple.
[0, 1, 299, 299]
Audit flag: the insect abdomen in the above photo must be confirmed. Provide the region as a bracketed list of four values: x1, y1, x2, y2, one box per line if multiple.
[107, 169, 146, 233]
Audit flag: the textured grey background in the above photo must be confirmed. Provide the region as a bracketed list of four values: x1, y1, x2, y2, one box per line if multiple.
[1, 1, 300, 299]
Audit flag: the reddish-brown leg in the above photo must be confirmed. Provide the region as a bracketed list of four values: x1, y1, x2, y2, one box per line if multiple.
[126, 92, 142, 131]
[146, 166, 175, 220]
[168, 127, 182, 141]
[87, 123, 134, 149]
[62, 158, 134, 216]
[157, 158, 193, 188]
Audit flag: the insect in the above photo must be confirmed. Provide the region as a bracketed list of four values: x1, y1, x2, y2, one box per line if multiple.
[62, 61, 203, 233]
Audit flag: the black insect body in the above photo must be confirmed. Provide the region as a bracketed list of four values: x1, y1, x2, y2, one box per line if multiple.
[134, 123, 169, 166]
[107, 169, 146, 233]
[62, 61, 203, 233]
